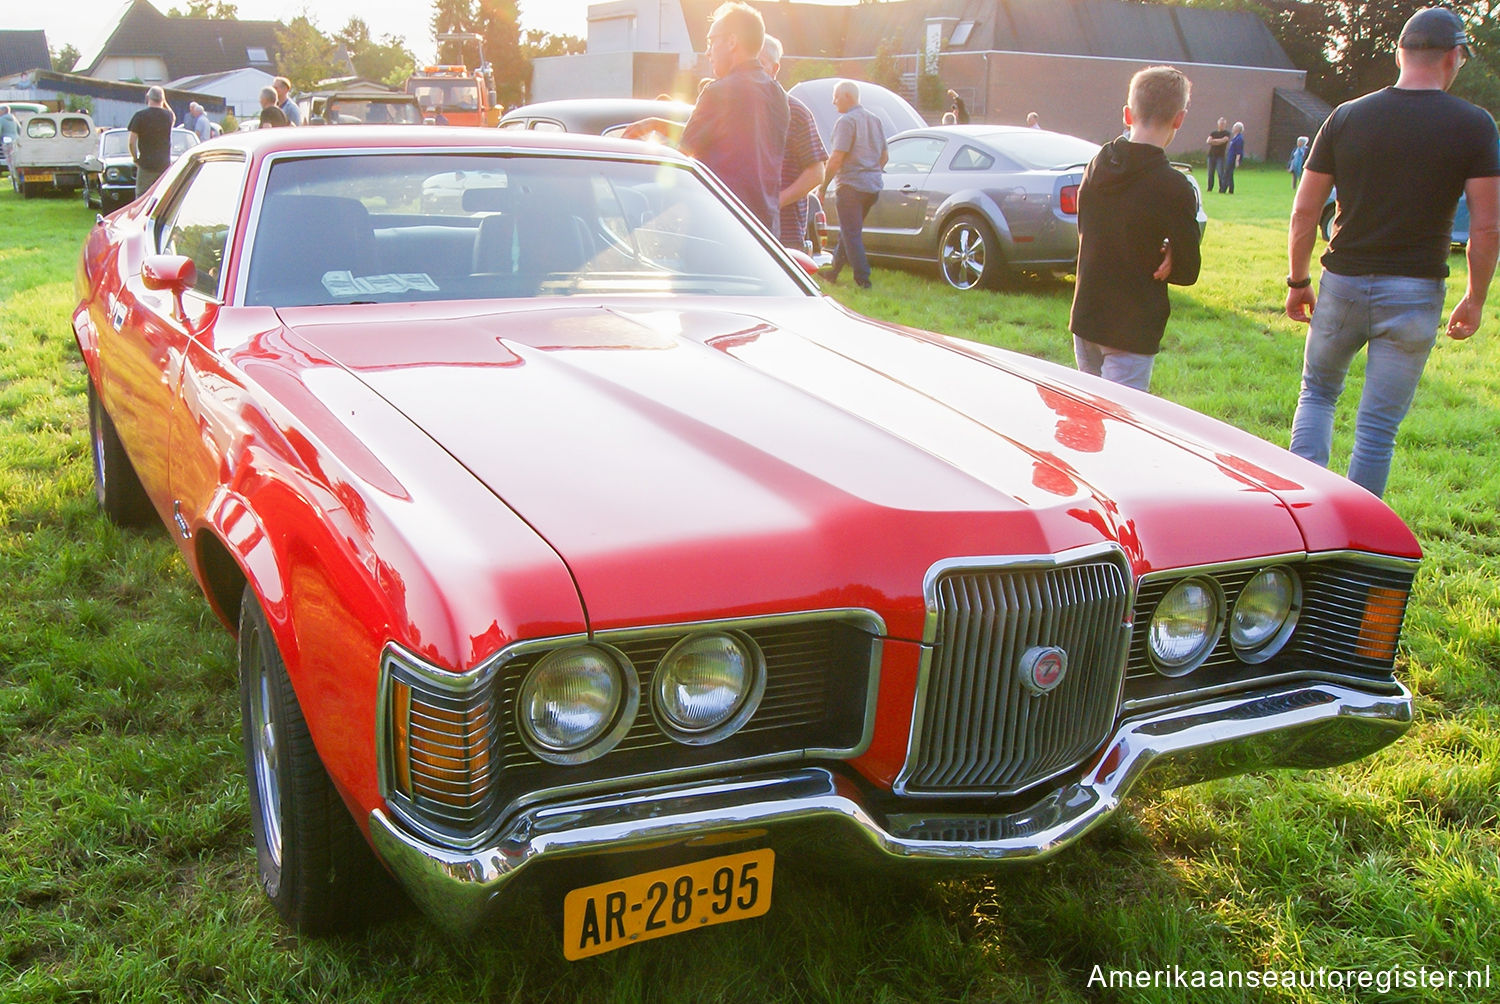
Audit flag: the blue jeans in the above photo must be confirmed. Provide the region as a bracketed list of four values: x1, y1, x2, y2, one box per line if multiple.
[833, 186, 879, 286]
[1206, 155, 1226, 192]
[1289, 271, 1445, 498]
[1073, 336, 1155, 392]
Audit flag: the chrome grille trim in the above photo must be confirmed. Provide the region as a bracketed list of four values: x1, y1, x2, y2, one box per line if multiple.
[898, 545, 1133, 797]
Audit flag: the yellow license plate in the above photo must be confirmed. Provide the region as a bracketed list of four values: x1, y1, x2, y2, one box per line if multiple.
[563, 848, 773, 960]
[26, 172, 54, 184]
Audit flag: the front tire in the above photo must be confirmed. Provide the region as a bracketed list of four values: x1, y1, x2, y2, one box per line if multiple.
[87, 381, 155, 526]
[939, 213, 1003, 291]
[239, 586, 390, 934]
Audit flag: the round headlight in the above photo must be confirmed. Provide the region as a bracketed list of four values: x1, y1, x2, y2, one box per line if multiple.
[1149, 577, 1224, 676]
[652, 631, 765, 744]
[517, 645, 638, 764]
[104, 167, 122, 182]
[1230, 567, 1300, 661]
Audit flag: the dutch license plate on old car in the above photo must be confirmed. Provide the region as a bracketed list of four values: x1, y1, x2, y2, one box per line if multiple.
[563, 848, 774, 960]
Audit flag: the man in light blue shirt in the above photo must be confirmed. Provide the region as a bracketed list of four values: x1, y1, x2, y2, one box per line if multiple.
[819, 80, 887, 289]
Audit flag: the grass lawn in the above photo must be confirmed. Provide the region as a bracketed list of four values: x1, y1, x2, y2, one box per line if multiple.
[2, 164, 1497, 1003]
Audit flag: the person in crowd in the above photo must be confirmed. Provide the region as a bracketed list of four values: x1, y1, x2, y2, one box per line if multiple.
[1223, 121, 1245, 193]
[759, 34, 826, 251]
[946, 89, 969, 124]
[1068, 65, 1202, 392]
[820, 80, 888, 289]
[623, 2, 788, 233]
[1285, 6, 1498, 498]
[273, 76, 302, 126]
[1288, 135, 1309, 190]
[1027, 111, 1041, 129]
[257, 87, 289, 129]
[0, 105, 19, 174]
[128, 85, 175, 198]
[183, 101, 213, 142]
[1205, 116, 1230, 192]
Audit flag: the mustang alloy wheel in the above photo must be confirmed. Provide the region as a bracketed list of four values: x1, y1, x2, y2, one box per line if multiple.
[87, 381, 155, 526]
[239, 585, 391, 933]
[939, 213, 1002, 291]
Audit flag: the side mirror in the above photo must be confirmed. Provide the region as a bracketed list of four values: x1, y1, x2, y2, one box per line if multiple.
[141, 254, 204, 330]
[142, 254, 197, 294]
[83, 154, 103, 171]
[787, 248, 820, 278]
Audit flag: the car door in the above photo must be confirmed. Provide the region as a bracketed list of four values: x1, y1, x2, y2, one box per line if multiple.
[105, 156, 243, 519]
[863, 135, 947, 255]
[154, 157, 250, 530]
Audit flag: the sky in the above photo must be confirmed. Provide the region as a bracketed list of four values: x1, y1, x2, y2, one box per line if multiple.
[2, 0, 598, 67]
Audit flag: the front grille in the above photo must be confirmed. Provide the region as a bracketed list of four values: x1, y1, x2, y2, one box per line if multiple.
[901, 559, 1131, 795]
[1124, 557, 1416, 703]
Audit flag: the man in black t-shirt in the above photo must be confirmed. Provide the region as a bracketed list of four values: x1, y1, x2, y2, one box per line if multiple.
[1285, 6, 1499, 499]
[128, 85, 175, 199]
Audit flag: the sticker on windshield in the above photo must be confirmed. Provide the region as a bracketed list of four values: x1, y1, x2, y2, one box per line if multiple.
[321, 271, 439, 296]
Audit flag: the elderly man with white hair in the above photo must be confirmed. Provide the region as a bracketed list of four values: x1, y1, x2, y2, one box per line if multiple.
[184, 101, 213, 141]
[759, 33, 825, 250]
[819, 80, 887, 289]
[128, 85, 175, 198]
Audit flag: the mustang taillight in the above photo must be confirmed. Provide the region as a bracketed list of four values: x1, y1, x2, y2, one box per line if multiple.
[1356, 586, 1409, 662]
[1059, 184, 1080, 216]
[389, 679, 496, 810]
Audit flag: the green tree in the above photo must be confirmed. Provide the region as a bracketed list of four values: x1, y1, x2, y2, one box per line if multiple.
[521, 29, 584, 59]
[427, 0, 525, 106]
[51, 44, 81, 73]
[276, 15, 344, 92]
[336, 17, 416, 87]
[869, 37, 901, 92]
[168, 0, 239, 17]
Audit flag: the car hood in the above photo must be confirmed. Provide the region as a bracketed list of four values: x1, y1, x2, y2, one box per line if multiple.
[275, 297, 1409, 640]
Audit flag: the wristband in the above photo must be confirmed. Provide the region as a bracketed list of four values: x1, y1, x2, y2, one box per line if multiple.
[1286, 276, 1312, 289]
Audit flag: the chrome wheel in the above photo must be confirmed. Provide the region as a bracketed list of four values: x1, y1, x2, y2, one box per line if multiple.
[939, 215, 998, 291]
[246, 631, 284, 877]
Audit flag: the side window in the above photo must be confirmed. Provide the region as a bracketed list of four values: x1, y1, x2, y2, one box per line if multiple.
[26, 118, 57, 139]
[950, 145, 995, 171]
[529, 120, 565, 132]
[157, 158, 245, 298]
[885, 137, 946, 174]
[61, 116, 92, 138]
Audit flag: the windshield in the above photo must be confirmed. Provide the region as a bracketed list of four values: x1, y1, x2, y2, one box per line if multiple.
[327, 99, 423, 125]
[102, 131, 130, 157]
[244, 152, 806, 308]
[987, 131, 1101, 171]
[408, 80, 480, 112]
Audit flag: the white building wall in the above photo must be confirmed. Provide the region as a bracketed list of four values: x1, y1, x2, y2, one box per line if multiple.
[587, 0, 696, 59]
[531, 52, 637, 101]
[94, 55, 169, 84]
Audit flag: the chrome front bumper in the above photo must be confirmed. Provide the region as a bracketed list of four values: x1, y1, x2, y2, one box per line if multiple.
[369, 680, 1411, 935]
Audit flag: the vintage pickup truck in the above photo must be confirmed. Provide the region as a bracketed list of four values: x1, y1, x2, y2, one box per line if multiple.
[10, 111, 96, 198]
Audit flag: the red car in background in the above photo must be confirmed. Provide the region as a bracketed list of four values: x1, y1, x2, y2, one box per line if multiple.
[74, 126, 1417, 960]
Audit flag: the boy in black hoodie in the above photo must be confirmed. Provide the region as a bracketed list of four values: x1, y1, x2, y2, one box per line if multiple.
[1069, 65, 1202, 392]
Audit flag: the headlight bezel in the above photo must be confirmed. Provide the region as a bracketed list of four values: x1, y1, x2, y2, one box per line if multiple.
[1229, 566, 1302, 662]
[515, 643, 639, 765]
[1148, 575, 1225, 676]
[651, 630, 767, 745]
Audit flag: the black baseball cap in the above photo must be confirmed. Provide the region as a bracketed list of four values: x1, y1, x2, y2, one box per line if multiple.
[1398, 7, 1472, 55]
